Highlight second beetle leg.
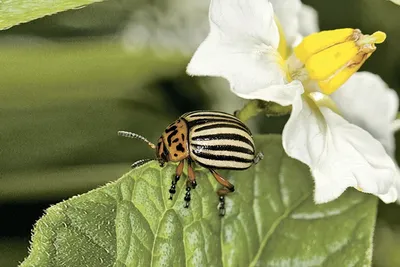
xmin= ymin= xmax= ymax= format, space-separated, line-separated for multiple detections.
xmin=210 ymin=169 xmax=235 ymax=216
xmin=187 ymin=160 xmax=197 ymax=189
xmin=184 ymin=181 xmax=192 ymax=208
xmin=169 ymin=160 xmax=184 ymax=200
xmin=184 ymin=160 xmax=197 ymax=208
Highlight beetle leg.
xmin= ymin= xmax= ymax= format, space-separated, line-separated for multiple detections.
xmin=210 ymin=169 xmax=235 ymax=192
xmin=210 ymin=169 xmax=235 ymax=216
xmin=187 ymin=160 xmax=197 ymax=189
xmin=184 ymin=181 xmax=192 ymax=208
xmin=184 ymin=160 xmax=197 ymax=208
xmin=169 ymin=160 xmax=184 ymax=200
xmin=253 ymin=152 xmax=264 ymax=165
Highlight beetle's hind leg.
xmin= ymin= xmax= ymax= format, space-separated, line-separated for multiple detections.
xmin=210 ymin=169 xmax=235 ymax=216
xmin=253 ymin=152 xmax=264 ymax=165
xmin=169 ymin=160 xmax=184 ymax=200
xmin=184 ymin=159 xmax=197 ymax=208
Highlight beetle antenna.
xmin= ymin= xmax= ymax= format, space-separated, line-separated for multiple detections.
xmin=131 ymin=159 xmax=153 ymax=169
xmin=118 ymin=131 xmax=156 ymax=150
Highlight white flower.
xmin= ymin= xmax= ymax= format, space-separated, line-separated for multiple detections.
xmin=283 ymin=72 xmax=398 ymax=203
xmin=187 ymin=0 xmax=398 ymax=203
xmin=332 ymin=72 xmax=400 ymax=203
xmin=331 ymin=72 xmax=398 ymax=157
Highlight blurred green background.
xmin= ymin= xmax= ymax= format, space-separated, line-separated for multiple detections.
xmin=0 ymin=0 xmax=399 ymax=266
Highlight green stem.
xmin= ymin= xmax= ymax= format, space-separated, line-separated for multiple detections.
xmin=235 ymin=100 xmax=292 ymax=122
xmin=235 ymin=100 xmax=263 ymax=122
xmin=261 ymin=101 xmax=292 ymax=117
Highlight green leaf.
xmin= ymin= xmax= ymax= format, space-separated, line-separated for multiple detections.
xmin=0 ymin=0 xmax=107 ymax=30
xmin=20 ymin=135 xmax=378 ymax=267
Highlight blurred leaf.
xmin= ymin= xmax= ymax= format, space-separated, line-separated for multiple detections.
xmin=0 ymin=238 xmax=28 ymax=267
xmin=0 ymin=42 xmax=184 ymax=107
xmin=0 ymin=42 xmax=185 ymax=174
xmin=21 ymin=135 xmax=377 ymax=267
xmin=373 ymin=202 xmax=400 ymax=267
xmin=0 ymin=0 xmax=136 ymax=38
xmin=0 ymin=0 xmax=109 ymax=30
xmin=374 ymin=221 xmax=400 ymax=267
xmin=0 ymin=164 xmax=129 ymax=201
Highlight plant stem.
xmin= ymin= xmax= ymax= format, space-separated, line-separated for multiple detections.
xmin=235 ymin=100 xmax=292 ymax=122
xmin=235 ymin=100 xmax=263 ymax=122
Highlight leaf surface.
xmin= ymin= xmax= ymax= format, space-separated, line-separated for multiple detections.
xmin=20 ymin=135 xmax=377 ymax=267
xmin=0 ymin=0 xmax=108 ymax=30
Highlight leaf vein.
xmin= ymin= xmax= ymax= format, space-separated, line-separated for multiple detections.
xmin=248 ymin=191 xmax=312 ymax=267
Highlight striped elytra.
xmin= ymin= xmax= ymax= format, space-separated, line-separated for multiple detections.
xmin=118 ymin=110 xmax=263 ymax=216
xmin=183 ymin=111 xmax=255 ymax=170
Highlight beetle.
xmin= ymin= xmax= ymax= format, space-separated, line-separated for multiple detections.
xmin=118 ymin=110 xmax=263 ymax=216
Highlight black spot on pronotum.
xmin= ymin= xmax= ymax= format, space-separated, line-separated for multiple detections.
xmin=167 ymin=130 xmax=178 ymax=146
xmin=165 ymin=125 xmax=177 ymax=133
xmin=176 ymin=143 xmax=185 ymax=152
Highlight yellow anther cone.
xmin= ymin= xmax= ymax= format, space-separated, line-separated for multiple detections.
xmin=294 ymin=28 xmax=355 ymax=63
xmin=294 ymin=28 xmax=386 ymax=94
xmin=305 ymin=42 xmax=358 ymax=80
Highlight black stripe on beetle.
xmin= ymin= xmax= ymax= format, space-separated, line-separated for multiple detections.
xmin=193 ymin=123 xmax=252 ymax=135
xmin=191 ymin=144 xmax=254 ymax=155
xmin=186 ymin=118 xmax=246 ymax=129
xmin=192 ymin=151 xmax=254 ymax=163
xmin=188 ymin=112 xmax=241 ymax=120
xmin=191 ymin=133 xmax=254 ymax=149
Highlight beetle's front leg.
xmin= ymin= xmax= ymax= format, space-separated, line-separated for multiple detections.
xmin=184 ymin=160 xmax=197 ymax=208
xmin=169 ymin=160 xmax=184 ymax=200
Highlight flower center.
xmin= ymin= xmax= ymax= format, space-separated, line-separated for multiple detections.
xmin=292 ymin=28 xmax=386 ymax=94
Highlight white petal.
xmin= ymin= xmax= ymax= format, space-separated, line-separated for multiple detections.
xmin=269 ymin=0 xmax=302 ymax=46
xmin=282 ymin=94 xmax=397 ymax=203
xmin=289 ymin=4 xmax=319 ymax=48
xmin=298 ymin=4 xmax=319 ymax=36
xmin=235 ymin=80 xmax=304 ymax=106
xmin=331 ymin=72 xmax=399 ymax=156
xmin=389 ymin=0 xmax=400 ymax=5
xmin=392 ymin=119 xmax=400 ymax=132
xmin=207 ymin=0 xmax=279 ymax=48
xmin=187 ymin=0 xmax=300 ymax=105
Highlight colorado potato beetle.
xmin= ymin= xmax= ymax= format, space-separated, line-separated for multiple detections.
xmin=118 ymin=110 xmax=263 ymax=216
